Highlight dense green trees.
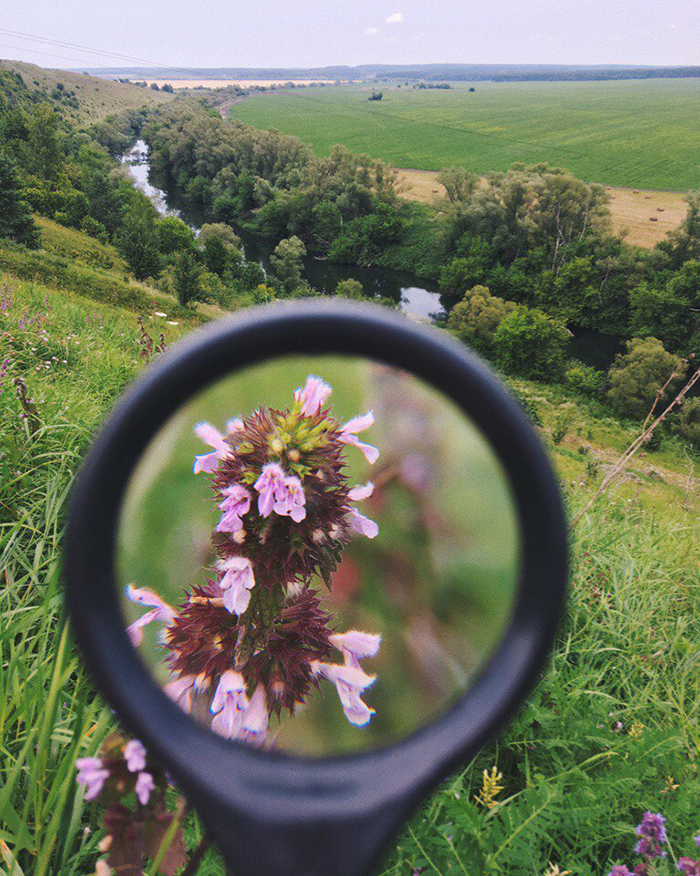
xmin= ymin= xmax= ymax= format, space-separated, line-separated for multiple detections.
xmin=607 ymin=338 xmax=680 ymax=419
xmin=0 ymin=152 xmax=41 ymax=248
xmin=493 ymin=307 xmax=570 ymax=381
xmin=446 ymin=285 xmax=516 ymax=354
xmin=270 ymin=236 xmax=306 ymax=294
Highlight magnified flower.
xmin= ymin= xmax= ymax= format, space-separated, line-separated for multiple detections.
xmin=330 ymin=630 xmax=381 ymax=668
xmin=346 ymin=508 xmax=379 ymax=539
xmin=193 ymin=422 xmax=230 ymax=474
xmin=135 ymin=770 xmax=155 ymax=805
xmin=338 ymin=412 xmax=379 ymax=464
xmin=254 ymin=462 xmax=287 ymax=517
xmin=211 ymin=671 xmax=249 ymax=739
xmin=219 ymin=556 xmax=256 ymax=615
xmin=163 ymin=674 xmax=197 ymax=713
xmin=241 ymin=683 xmax=269 ymax=744
xmin=348 ymin=481 xmax=374 ymax=501
xmin=273 ymin=475 xmax=307 ymax=522
xmin=311 ymin=661 xmax=377 ymax=727
xmin=124 ymin=739 xmax=147 ymax=773
xmin=216 ymin=483 xmax=251 ymax=534
xmin=295 ymin=375 xmax=332 ymax=416
xmin=607 ymin=867 xmax=632 ymax=876
xmin=125 ymin=585 xmax=177 ymax=646
xmin=76 ymin=757 xmax=110 ymax=802
xmin=634 ymin=812 xmax=667 ymax=859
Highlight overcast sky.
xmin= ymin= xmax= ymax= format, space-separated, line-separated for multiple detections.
xmin=2 ymin=0 xmax=699 ymax=69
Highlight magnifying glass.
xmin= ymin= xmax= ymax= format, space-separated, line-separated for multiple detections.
xmin=64 ymin=300 xmax=567 ymax=876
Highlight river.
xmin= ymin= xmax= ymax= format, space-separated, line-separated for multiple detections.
xmin=121 ymin=141 xmax=621 ymax=364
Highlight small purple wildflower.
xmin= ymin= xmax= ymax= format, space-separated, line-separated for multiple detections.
xmin=635 ymin=812 xmax=667 ymax=859
xmin=346 ymin=508 xmax=379 ymax=539
xmin=125 ymin=585 xmax=176 ymax=646
xmin=124 ymin=739 xmax=147 ymax=773
xmin=76 ymin=757 xmax=110 ymax=802
xmin=311 ymin=661 xmax=377 ymax=726
xmin=193 ymin=422 xmax=230 ymax=474
xmin=210 ymin=671 xmax=249 ymax=739
xmin=338 ymin=411 xmax=379 ymax=464
xmin=219 ymin=556 xmax=256 ymax=615
xmin=294 ymin=374 xmax=332 ymax=416
xmin=608 ymin=867 xmax=632 ymax=876
xmin=216 ymin=483 xmax=251 ymax=534
xmin=134 ymin=771 xmax=155 ymax=805
xmin=254 ymin=462 xmax=287 ymax=517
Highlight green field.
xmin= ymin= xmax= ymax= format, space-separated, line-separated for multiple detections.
xmin=229 ymin=80 xmax=700 ymax=190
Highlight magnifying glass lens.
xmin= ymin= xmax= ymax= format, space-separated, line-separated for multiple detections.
xmin=117 ymin=354 xmax=519 ymax=756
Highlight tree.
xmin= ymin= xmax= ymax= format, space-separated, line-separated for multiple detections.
xmin=116 ymin=208 xmax=162 ymax=280
xmin=607 ymin=337 xmax=680 ymax=419
xmin=270 ymin=236 xmax=306 ymax=294
xmin=173 ymin=250 xmax=203 ymax=306
xmin=0 ymin=152 xmax=41 ymax=248
xmin=437 ymin=167 xmax=479 ymax=206
xmin=334 ymin=278 xmax=365 ymax=300
xmin=439 ymin=239 xmax=493 ymax=305
xmin=493 ymin=306 xmax=569 ymax=381
xmin=662 ymin=191 xmax=700 ymax=268
xmin=447 ymin=285 xmax=516 ymax=355
xmin=26 ymin=105 xmax=63 ymax=181
xmin=156 ymin=216 xmax=197 ymax=256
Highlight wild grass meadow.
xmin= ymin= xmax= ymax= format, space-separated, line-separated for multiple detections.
xmin=2 ymin=265 xmax=699 ymax=875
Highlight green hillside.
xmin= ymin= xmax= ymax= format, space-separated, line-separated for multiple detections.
xmin=229 ymin=80 xmax=700 ymax=190
xmin=0 ymin=58 xmax=173 ymax=124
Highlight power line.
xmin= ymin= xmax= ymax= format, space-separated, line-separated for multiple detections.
xmin=0 ymin=43 xmax=92 ymax=65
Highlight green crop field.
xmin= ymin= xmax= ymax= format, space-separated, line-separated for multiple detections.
xmin=229 ymin=80 xmax=700 ymax=190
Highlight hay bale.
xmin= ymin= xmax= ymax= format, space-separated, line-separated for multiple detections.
xmin=649 ymin=216 xmax=659 ymax=222
xmin=633 ymin=189 xmax=640 ymax=194
xmin=657 ymin=207 xmax=665 ymax=212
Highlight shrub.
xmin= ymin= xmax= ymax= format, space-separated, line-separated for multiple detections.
xmin=493 ymin=306 xmax=569 ymax=381
xmin=447 ymin=285 xmax=516 ymax=355
xmin=676 ymin=397 xmax=700 ymax=448
xmin=564 ymin=360 xmax=607 ymax=396
xmin=607 ymin=337 xmax=680 ymax=419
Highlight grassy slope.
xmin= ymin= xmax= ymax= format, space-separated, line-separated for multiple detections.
xmin=1 ymin=225 xmax=699 ymax=874
xmin=229 ymin=80 xmax=700 ymax=190
xmin=0 ymin=59 xmax=173 ymax=124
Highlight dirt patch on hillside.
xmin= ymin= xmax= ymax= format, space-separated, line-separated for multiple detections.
xmin=397 ymin=168 xmax=687 ymax=250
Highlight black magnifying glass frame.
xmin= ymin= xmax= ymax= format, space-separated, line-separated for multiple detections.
xmin=64 ymin=299 xmax=567 ymax=876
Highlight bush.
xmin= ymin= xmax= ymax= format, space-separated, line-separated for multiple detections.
xmin=676 ymin=397 xmax=700 ymax=448
xmin=447 ymin=285 xmax=516 ymax=355
xmin=607 ymin=337 xmax=680 ymax=419
xmin=493 ymin=306 xmax=569 ymax=381
xmin=564 ymin=360 xmax=607 ymax=396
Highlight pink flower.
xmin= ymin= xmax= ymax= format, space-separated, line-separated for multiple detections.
xmin=124 ymin=739 xmax=147 ymax=773
xmin=135 ymin=771 xmax=155 ymax=805
xmin=193 ymin=422 xmax=230 ymax=474
xmin=211 ymin=671 xmax=249 ymax=740
xmin=254 ymin=462 xmax=287 ymax=517
xmin=311 ymin=661 xmax=377 ymax=727
xmin=216 ymin=484 xmax=251 ymax=534
xmin=346 ymin=508 xmax=379 ymax=539
xmin=76 ymin=757 xmax=110 ymax=802
xmin=329 ymin=630 xmax=381 ymax=668
xmin=679 ymin=861 xmax=700 ymax=876
xmin=241 ymin=683 xmax=269 ymax=744
xmin=338 ymin=412 xmax=379 ymax=464
xmin=295 ymin=375 xmax=332 ymax=416
xmin=273 ymin=475 xmax=307 ymax=522
xmin=163 ymin=674 xmax=196 ymax=713
xmin=348 ymin=481 xmax=374 ymax=501
xmin=219 ymin=557 xmax=256 ymax=615
xmin=126 ymin=585 xmax=177 ymax=646
xmin=226 ymin=417 xmax=243 ymax=435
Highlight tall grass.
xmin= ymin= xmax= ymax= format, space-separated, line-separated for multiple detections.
xmin=2 ymin=269 xmax=699 ymax=875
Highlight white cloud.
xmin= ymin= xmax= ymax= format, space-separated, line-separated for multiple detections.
xmin=365 ymin=26 xmax=379 ymax=36
xmin=385 ymin=12 xmax=404 ymax=24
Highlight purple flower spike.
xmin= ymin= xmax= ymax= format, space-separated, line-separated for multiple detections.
xmin=219 ymin=557 xmax=256 ymax=615
xmin=135 ymin=771 xmax=155 ymax=805
xmin=126 ymin=585 xmax=177 ymax=646
xmin=193 ymin=422 xmax=230 ymax=474
xmin=348 ymin=482 xmax=374 ymax=501
xmin=694 ymin=837 xmax=700 ymax=848
xmin=216 ymin=484 xmax=251 ymax=534
xmin=679 ymin=860 xmax=700 ymax=876
xmin=608 ymin=867 xmax=632 ymax=876
xmin=254 ymin=462 xmax=287 ymax=517
xmin=338 ymin=412 xmax=379 ymax=464
xmin=211 ymin=671 xmax=249 ymax=740
xmin=76 ymin=757 xmax=110 ymax=802
xmin=124 ymin=739 xmax=147 ymax=773
xmin=295 ymin=375 xmax=332 ymax=417
xmin=346 ymin=508 xmax=379 ymax=539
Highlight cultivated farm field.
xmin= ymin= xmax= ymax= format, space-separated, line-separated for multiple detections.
xmin=229 ymin=79 xmax=700 ymax=191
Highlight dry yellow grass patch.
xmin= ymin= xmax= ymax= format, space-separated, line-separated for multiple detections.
xmin=397 ymin=168 xmax=687 ymax=250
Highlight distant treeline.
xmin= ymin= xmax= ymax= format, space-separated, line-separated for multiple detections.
xmin=82 ymin=63 xmax=700 ymax=83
